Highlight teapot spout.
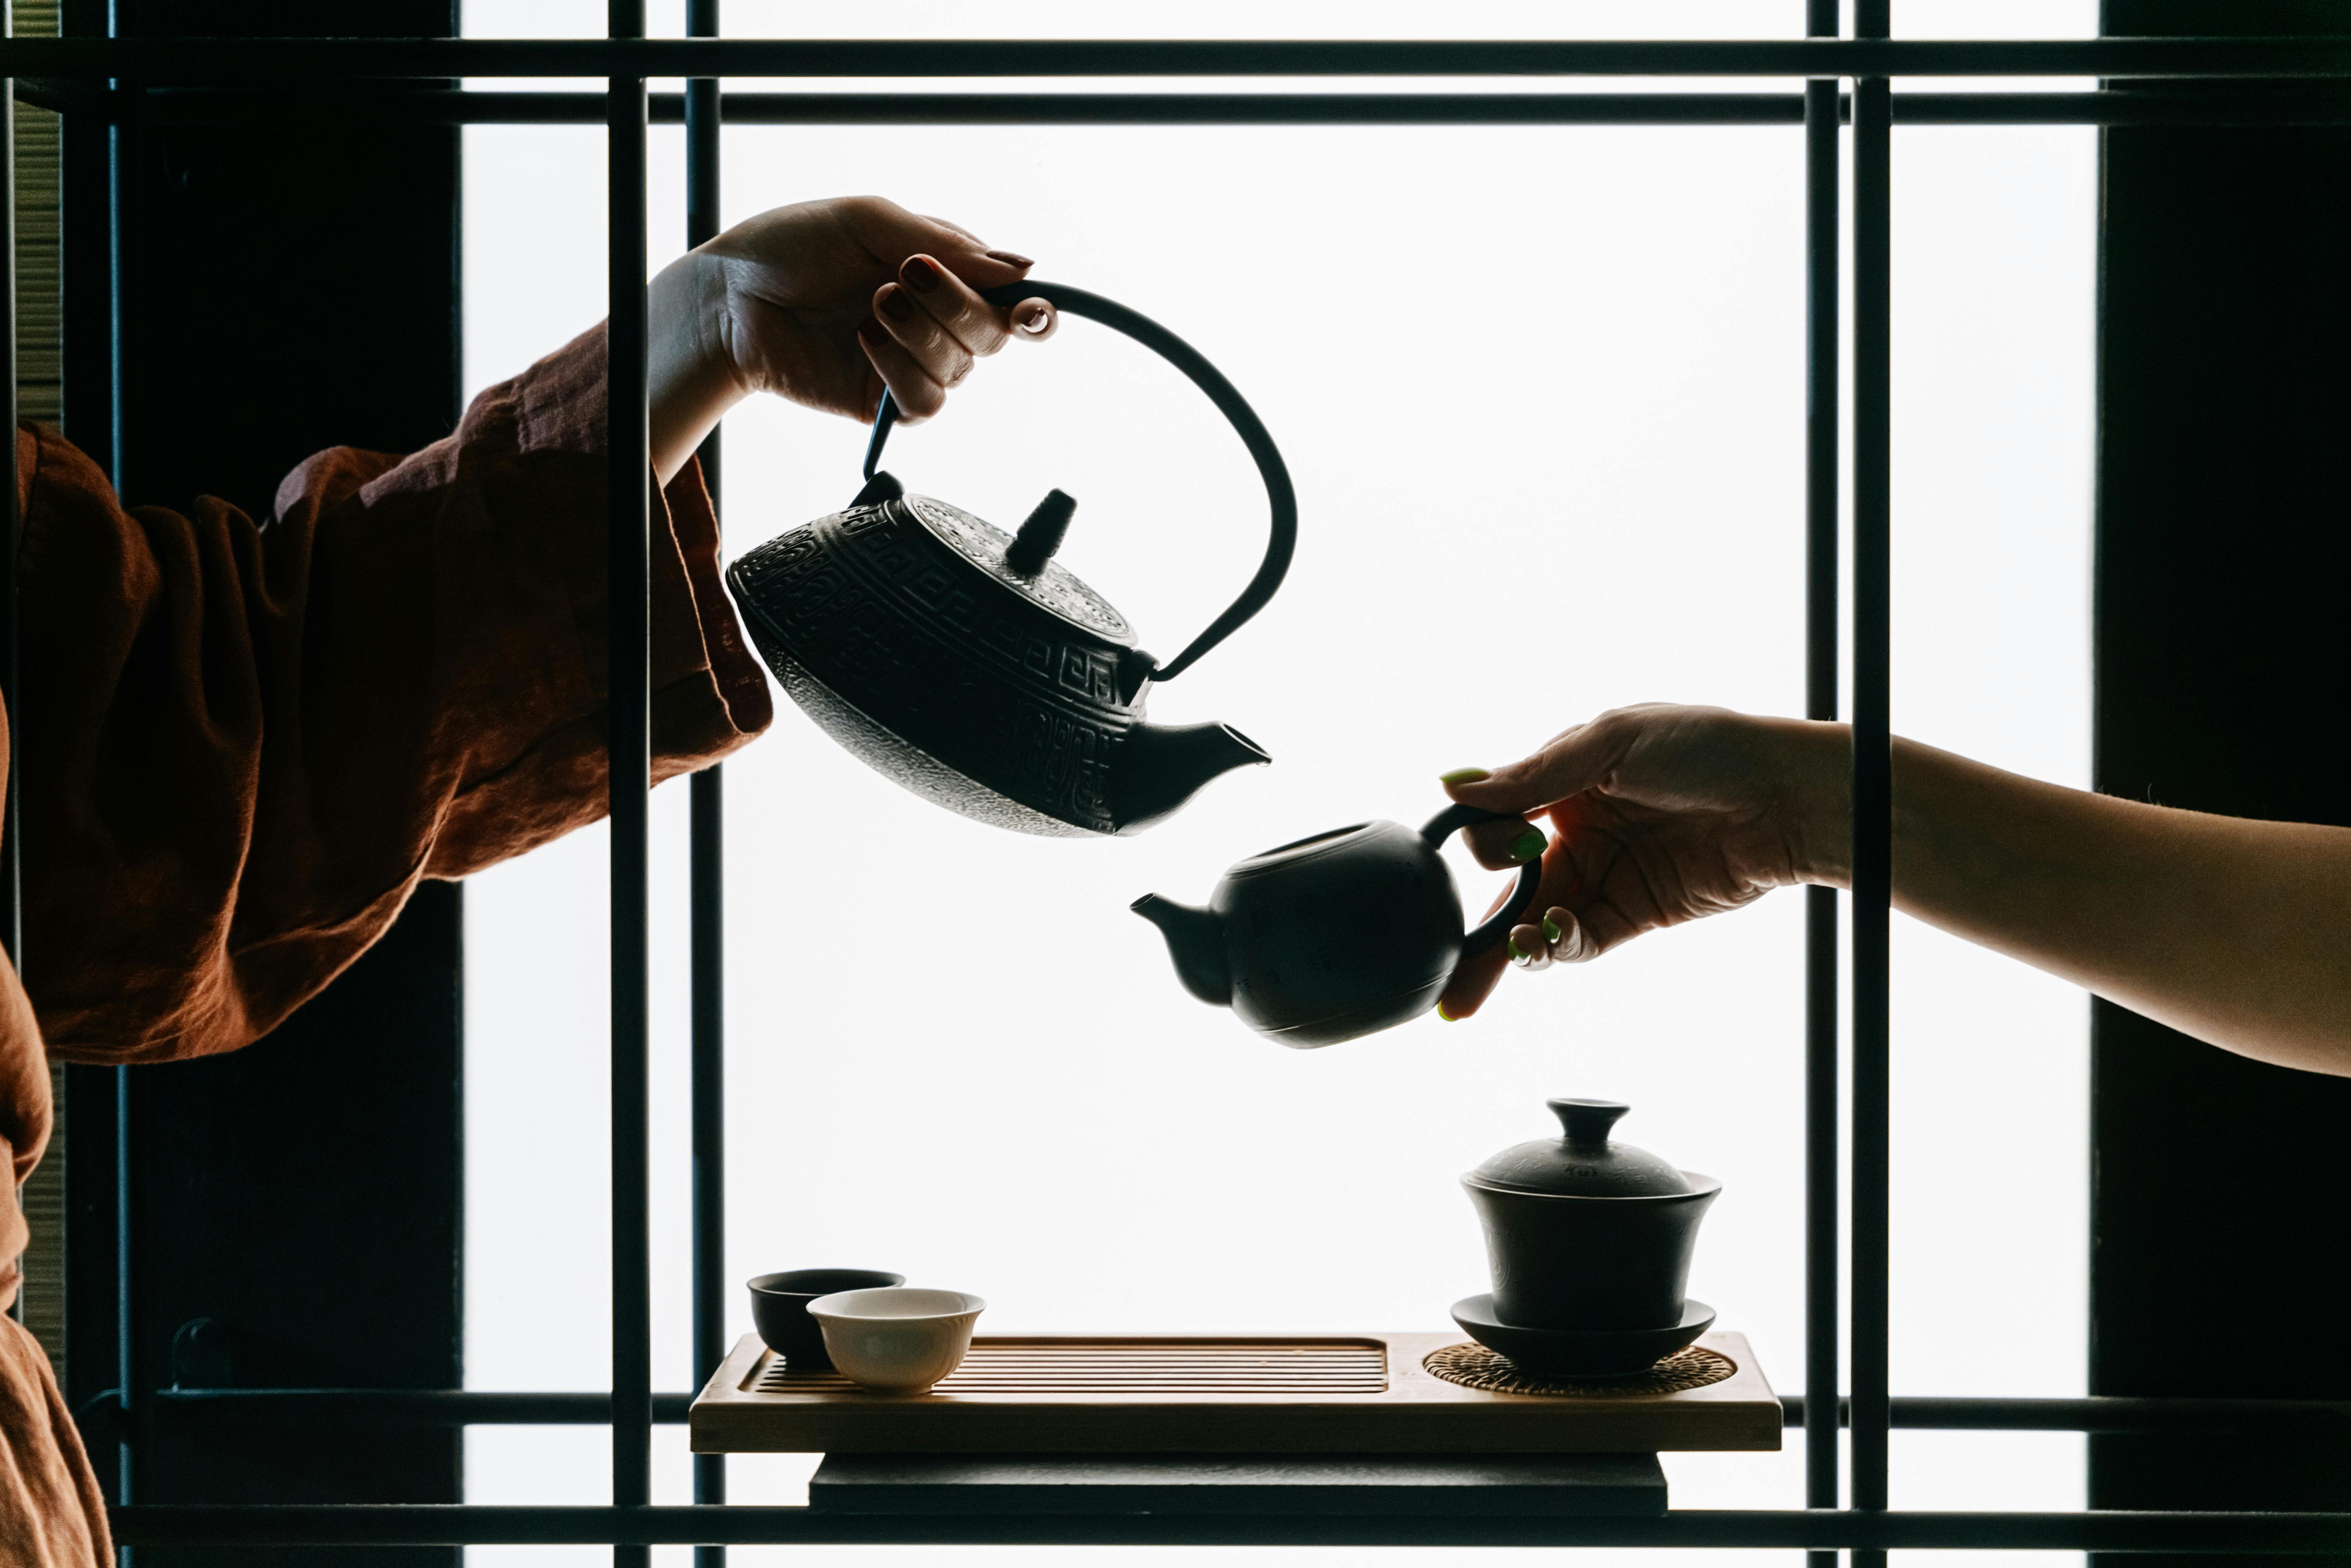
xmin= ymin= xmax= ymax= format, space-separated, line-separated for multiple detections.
xmin=1108 ymin=721 xmax=1271 ymax=835
xmin=1130 ymin=894 xmax=1233 ymax=1007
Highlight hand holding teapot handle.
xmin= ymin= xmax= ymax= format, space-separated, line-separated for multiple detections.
xmin=645 ymin=196 xmax=1052 ymax=485
xmin=862 ymin=280 xmax=1299 ymax=688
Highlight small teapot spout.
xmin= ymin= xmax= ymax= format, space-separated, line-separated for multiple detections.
xmin=1130 ymin=894 xmax=1232 ymax=1007
xmin=1107 ymin=721 xmax=1270 ymax=835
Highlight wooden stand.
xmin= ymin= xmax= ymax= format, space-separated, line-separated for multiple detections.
xmin=689 ymin=1330 xmax=1780 ymax=1454
xmin=808 ymin=1451 xmax=1670 ymax=1516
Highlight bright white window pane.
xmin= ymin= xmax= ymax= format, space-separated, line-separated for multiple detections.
xmin=460 ymin=5 xmax=2093 ymax=1566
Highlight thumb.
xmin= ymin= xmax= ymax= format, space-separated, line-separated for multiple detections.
xmin=1437 ymin=940 xmax=1509 ymax=1023
xmin=1439 ymin=717 xmax=1634 ymax=818
xmin=1434 ymin=873 xmax=1538 ymax=1022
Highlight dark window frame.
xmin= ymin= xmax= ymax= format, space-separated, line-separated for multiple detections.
xmin=2 ymin=13 xmax=2349 ymax=1559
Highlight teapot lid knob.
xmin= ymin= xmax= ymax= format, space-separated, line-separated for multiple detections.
xmin=1548 ymin=1097 xmax=1630 ymax=1150
xmin=1006 ymin=489 xmax=1078 ymax=578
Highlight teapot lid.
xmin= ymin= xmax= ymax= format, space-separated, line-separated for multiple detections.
xmin=1466 ymin=1099 xmax=1694 ymax=1198
xmin=898 ymin=491 xmax=1138 ymax=648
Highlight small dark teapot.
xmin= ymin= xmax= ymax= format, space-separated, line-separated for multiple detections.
xmin=726 ymin=282 xmax=1295 ymax=837
xmin=1131 ymin=804 xmax=1543 ymax=1047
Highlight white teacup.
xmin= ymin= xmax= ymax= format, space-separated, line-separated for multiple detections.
xmin=806 ymin=1287 xmax=986 ymax=1393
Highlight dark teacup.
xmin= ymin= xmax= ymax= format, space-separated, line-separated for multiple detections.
xmin=748 ymin=1269 xmax=904 ymax=1369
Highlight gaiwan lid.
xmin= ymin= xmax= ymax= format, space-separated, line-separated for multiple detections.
xmin=1467 ymin=1099 xmax=1694 ymax=1198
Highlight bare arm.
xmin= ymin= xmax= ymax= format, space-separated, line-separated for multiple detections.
xmin=1435 ymin=704 xmax=2351 ymax=1077
xmin=1871 ymin=737 xmax=2351 ymax=1074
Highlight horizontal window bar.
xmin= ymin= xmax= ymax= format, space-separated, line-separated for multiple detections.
xmin=20 ymin=85 xmax=2351 ymax=127
xmin=2 ymin=36 xmax=2348 ymax=82
xmin=145 ymin=1389 xmax=695 ymax=1425
xmin=105 ymin=1504 xmax=2351 ymax=1550
xmin=1784 ymin=1394 xmax=2351 ymax=1434
xmin=101 ymin=1388 xmax=2351 ymax=1436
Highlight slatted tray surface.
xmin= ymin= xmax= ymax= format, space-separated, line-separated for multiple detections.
xmin=752 ymin=1340 xmax=1392 ymax=1396
xmin=690 ymin=1331 xmax=1781 ymax=1454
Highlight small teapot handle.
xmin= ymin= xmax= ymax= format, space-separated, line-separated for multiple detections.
xmin=1420 ymin=804 xmax=1547 ymax=957
xmin=860 ymin=280 xmax=1297 ymax=685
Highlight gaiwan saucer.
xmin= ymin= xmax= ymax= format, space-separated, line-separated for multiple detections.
xmin=1450 ymin=1294 xmax=1716 ymax=1380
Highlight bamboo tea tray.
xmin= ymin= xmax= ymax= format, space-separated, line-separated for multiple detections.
xmin=689 ymin=1330 xmax=1780 ymax=1454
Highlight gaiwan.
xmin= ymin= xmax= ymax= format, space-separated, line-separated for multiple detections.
xmin=1451 ymin=1099 xmax=1722 ymax=1378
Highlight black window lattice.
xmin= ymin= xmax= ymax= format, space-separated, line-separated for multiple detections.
xmin=1 ymin=20 xmax=2347 ymax=1559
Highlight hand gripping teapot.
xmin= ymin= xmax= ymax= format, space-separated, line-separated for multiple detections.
xmin=725 ymin=282 xmax=1295 ymax=837
xmin=1132 ymin=805 xmax=1545 ymax=1047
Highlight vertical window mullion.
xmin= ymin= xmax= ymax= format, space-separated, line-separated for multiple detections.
xmin=1850 ymin=0 xmax=1895 ymax=1553
xmin=107 ymin=24 xmax=143 ymax=1543
xmin=1802 ymin=0 xmax=1843 ymax=1550
xmin=2 ymin=8 xmax=20 ymax=981
xmin=2 ymin=4 xmax=21 ymax=1345
xmin=606 ymin=8 xmax=653 ymax=1567
xmin=683 ymin=5 xmax=728 ymax=1564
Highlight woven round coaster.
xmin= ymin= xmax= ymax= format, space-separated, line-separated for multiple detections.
xmin=1422 ymin=1340 xmax=1737 ymax=1396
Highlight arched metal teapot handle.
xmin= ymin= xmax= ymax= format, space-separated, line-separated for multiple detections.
xmin=860 ymin=280 xmax=1297 ymax=686
xmin=1421 ymin=803 xmax=1547 ymax=958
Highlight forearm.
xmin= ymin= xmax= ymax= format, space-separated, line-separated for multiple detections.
xmin=18 ymin=338 xmax=772 ymax=1064
xmin=1806 ymin=732 xmax=2351 ymax=1075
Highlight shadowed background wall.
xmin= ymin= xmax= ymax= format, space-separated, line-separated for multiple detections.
xmin=54 ymin=4 xmax=464 ymax=1565
xmin=2092 ymin=4 xmax=2351 ymax=1565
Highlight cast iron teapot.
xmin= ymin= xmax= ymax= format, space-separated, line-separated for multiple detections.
xmin=1132 ymin=804 xmax=1545 ymax=1047
xmin=725 ymin=282 xmax=1296 ymax=837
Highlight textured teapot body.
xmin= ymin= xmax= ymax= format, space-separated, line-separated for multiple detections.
xmin=724 ymin=280 xmax=1296 ymax=839
xmin=729 ymin=491 xmax=1265 ymax=837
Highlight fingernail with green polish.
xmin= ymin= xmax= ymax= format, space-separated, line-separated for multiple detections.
xmin=1542 ymin=916 xmax=1562 ymax=943
xmin=1439 ymin=767 xmax=1490 ymax=786
xmin=1509 ymin=829 xmax=1546 ymax=862
xmin=1436 ymin=1002 xmax=1458 ymax=1022
xmin=1507 ymin=936 xmax=1530 ymax=961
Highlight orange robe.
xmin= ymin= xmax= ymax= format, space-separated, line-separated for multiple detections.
xmin=0 ymin=324 xmax=773 ymax=1564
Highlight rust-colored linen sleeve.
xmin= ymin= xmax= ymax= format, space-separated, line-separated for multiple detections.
xmin=15 ymin=321 xmax=773 ymax=1065
xmin=0 ymin=320 xmax=770 ymax=1568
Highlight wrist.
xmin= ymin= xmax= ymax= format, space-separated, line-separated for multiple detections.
xmin=647 ymin=251 xmax=748 ymax=486
xmin=1770 ymin=717 xmax=1854 ymax=887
